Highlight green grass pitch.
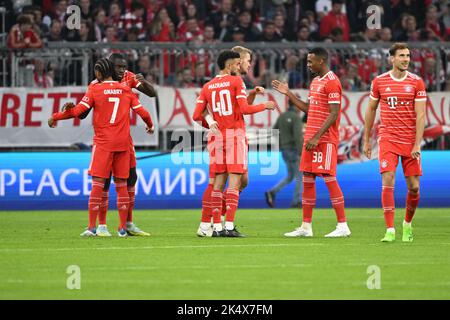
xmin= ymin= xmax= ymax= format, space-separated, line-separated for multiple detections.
xmin=1 ymin=208 xmax=450 ymax=299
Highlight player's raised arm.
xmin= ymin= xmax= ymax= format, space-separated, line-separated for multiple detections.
xmin=412 ymin=79 xmax=427 ymax=159
xmin=135 ymin=73 xmax=157 ymax=97
xmin=363 ymin=78 xmax=380 ymax=159
xmin=48 ymin=91 xmax=93 ymax=127
xmin=246 ymin=86 xmax=264 ymax=105
xmin=130 ymin=94 xmax=154 ymax=134
xmin=235 ymin=78 xmax=274 ymax=114
xmin=272 ymin=80 xmax=309 ymax=113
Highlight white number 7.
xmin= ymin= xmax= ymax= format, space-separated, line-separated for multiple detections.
xmin=109 ymin=97 xmax=120 ymax=123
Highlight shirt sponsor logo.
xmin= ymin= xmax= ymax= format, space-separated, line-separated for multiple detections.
xmin=417 ymin=90 xmax=426 ymax=97
xmin=329 ymin=93 xmax=340 ymax=99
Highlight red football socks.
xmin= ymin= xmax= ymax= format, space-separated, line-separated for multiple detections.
xmin=98 ymin=191 xmax=109 ymax=225
xmin=88 ymin=181 xmax=103 ymax=229
xmin=324 ymin=176 xmax=346 ymax=223
xmin=225 ymin=188 xmax=240 ymax=223
xmin=302 ymin=176 xmax=316 ymax=223
xmin=382 ymin=185 xmax=395 ymax=228
xmin=201 ymin=184 xmax=213 ymax=223
xmin=115 ymin=182 xmax=129 ymax=230
xmin=405 ymin=191 xmax=420 ymax=223
xmin=211 ymin=190 xmax=223 ymax=224
xmin=127 ymin=186 xmax=135 ymax=222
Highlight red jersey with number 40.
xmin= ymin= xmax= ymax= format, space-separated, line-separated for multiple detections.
xmin=193 ymin=75 xmax=266 ymax=131
xmin=305 ymin=71 xmax=342 ymax=146
xmin=370 ymin=71 xmax=427 ymax=144
xmin=80 ymin=81 xmax=143 ymax=151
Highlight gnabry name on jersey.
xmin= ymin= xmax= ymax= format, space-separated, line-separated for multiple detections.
xmin=103 ymin=89 xmax=123 ymax=95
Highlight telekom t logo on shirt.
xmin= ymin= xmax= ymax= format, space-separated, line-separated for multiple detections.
xmin=387 ymin=96 xmax=397 ymax=109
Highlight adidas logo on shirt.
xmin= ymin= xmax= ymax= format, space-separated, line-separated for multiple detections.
xmin=386 ymin=87 xmax=391 ymax=92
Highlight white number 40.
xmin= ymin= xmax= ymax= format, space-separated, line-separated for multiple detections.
xmin=212 ymin=90 xmax=233 ymax=116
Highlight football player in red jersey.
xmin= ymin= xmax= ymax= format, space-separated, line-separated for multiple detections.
xmin=63 ymin=53 xmax=156 ymax=237
xmin=273 ymin=47 xmax=351 ymax=238
xmin=195 ymin=46 xmax=265 ymax=237
xmin=49 ymin=58 xmax=154 ymax=237
xmin=193 ymin=50 xmax=275 ymax=237
xmin=363 ymin=43 xmax=427 ymax=243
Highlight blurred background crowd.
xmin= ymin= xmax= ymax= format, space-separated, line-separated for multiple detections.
xmin=2 ymin=0 xmax=450 ymax=90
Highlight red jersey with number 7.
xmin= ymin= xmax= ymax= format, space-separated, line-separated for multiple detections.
xmin=370 ymin=71 xmax=427 ymax=144
xmin=305 ymin=71 xmax=342 ymax=146
xmin=192 ymin=74 xmax=266 ymax=131
xmin=78 ymin=81 xmax=145 ymax=151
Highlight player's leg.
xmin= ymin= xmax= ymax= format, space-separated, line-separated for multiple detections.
xmin=97 ymin=172 xmax=112 ymax=237
xmin=125 ymin=167 xmax=150 ymax=236
xmin=284 ymin=172 xmax=315 ymax=237
xmin=198 ymin=175 xmax=215 ymax=237
xmin=224 ymin=173 xmax=244 ymax=237
xmin=323 ymin=174 xmax=351 ymax=237
xmin=381 ymin=171 xmax=396 ymax=242
xmin=83 ymin=145 xmax=112 ymax=237
xmin=112 ymin=150 xmax=131 ymax=237
xmin=211 ymin=172 xmax=227 ymax=236
xmin=285 ymin=147 xmax=314 ymax=237
xmin=265 ymin=149 xmax=293 ymax=208
xmin=292 ymin=153 xmax=302 ymax=208
xmin=402 ymin=155 xmax=422 ymax=242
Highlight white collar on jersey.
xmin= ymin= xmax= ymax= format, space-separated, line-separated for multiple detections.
xmin=389 ymin=71 xmax=409 ymax=82
xmin=318 ymin=71 xmax=332 ymax=81
xmin=103 ymin=80 xmax=119 ymax=83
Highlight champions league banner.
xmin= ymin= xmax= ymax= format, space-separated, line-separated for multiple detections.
xmin=1 ymin=151 xmax=449 ymax=210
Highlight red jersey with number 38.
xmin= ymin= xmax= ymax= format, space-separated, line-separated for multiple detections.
xmin=304 ymin=71 xmax=342 ymax=146
xmin=370 ymin=71 xmax=427 ymax=144
xmin=80 ymin=81 xmax=142 ymax=151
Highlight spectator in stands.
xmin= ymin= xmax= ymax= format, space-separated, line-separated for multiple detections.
xmin=103 ymin=25 xmax=117 ymax=43
xmin=330 ymin=27 xmax=344 ymax=42
xmin=297 ymin=24 xmax=311 ymax=41
xmin=378 ymin=27 xmax=393 ymax=42
xmin=305 ymin=10 xmax=320 ymax=34
xmin=284 ymin=55 xmax=302 ymax=89
xmin=137 ymin=54 xmax=152 ymax=78
xmin=274 ymin=12 xmax=292 ymax=41
xmin=33 ymin=59 xmax=53 ymax=88
xmin=7 ymin=15 xmax=43 ymax=49
xmin=203 ymin=24 xmax=221 ymax=44
xmin=29 ymin=6 xmax=49 ymax=39
xmin=78 ymin=20 xmax=97 ymax=42
xmin=52 ymin=0 xmax=68 ymax=24
xmin=319 ymin=0 xmax=350 ymax=41
xmin=176 ymin=67 xmax=195 ymax=88
xmin=194 ymin=62 xmax=210 ymax=86
xmin=392 ymin=0 xmax=426 ymax=27
xmin=46 ymin=19 xmax=64 ymax=42
xmin=235 ymin=0 xmax=260 ymax=26
xmin=225 ymin=10 xmax=260 ymax=42
xmin=341 ymin=62 xmax=366 ymax=92
xmin=260 ymin=21 xmax=282 ymax=42
xmin=107 ymin=2 xmax=123 ymax=27
xmin=125 ymin=26 xmax=140 ymax=42
xmin=92 ymin=8 xmax=107 ymax=42
xmin=316 ymin=0 xmax=347 ymax=22
xmin=229 ymin=26 xmax=246 ymax=43
xmin=424 ymin=4 xmax=446 ymax=40
xmin=119 ymin=1 xmax=146 ymax=41
xmin=149 ymin=8 xmax=177 ymax=41
xmin=395 ymin=14 xmax=420 ymax=41
xmin=178 ymin=18 xmax=203 ymax=42
xmin=207 ymin=0 xmax=237 ymax=40
xmin=80 ymin=0 xmax=92 ymax=21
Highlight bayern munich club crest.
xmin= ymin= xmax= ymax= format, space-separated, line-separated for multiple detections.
xmin=381 ymin=159 xmax=388 ymax=168
xmin=405 ymin=86 xmax=413 ymax=92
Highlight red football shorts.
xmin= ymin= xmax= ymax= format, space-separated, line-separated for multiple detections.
xmin=207 ymin=130 xmax=248 ymax=175
xmin=378 ymin=139 xmax=422 ymax=176
xmin=88 ymin=144 xmax=130 ymax=179
xmin=300 ymin=142 xmax=337 ymax=176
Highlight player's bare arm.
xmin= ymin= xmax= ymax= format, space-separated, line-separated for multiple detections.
xmin=363 ymin=98 xmax=380 ymax=159
xmin=412 ymin=100 xmax=426 ymax=159
xmin=135 ymin=73 xmax=157 ymax=97
xmin=272 ymin=80 xmax=309 ymax=113
xmin=247 ymin=86 xmax=264 ymax=105
xmin=305 ymin=103 xmax=339 ymax=151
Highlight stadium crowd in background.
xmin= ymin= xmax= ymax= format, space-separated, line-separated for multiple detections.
xmin=3 ymin=0 xmax=450 ymax=91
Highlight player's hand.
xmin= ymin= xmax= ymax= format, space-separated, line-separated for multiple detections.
xmin=264 ymin=101 xmax=276 ymax=110
xmin=363 ymin=140 xmax=372 ymax=159
xmin=305 ymin=136 xmax=319 ymax=151
xmin=61 ymin=102 xmax=75 ymax=112
xmin=272 ymin=80 xmax=289 ymax=95
xmin=48 ymin=117 xmax=57 ymax=128
xmin=209 ymin=122 xmax=220 ymax=135
xmin=146 ymin=126 xmax=154 ymax=134
xmin=411 ymin=144 xmax=421 ymax=159
xmin=254 ymin=86 xmax=265 ymax=94
xmin=135 ymin=73 xmax=145 ymax=83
